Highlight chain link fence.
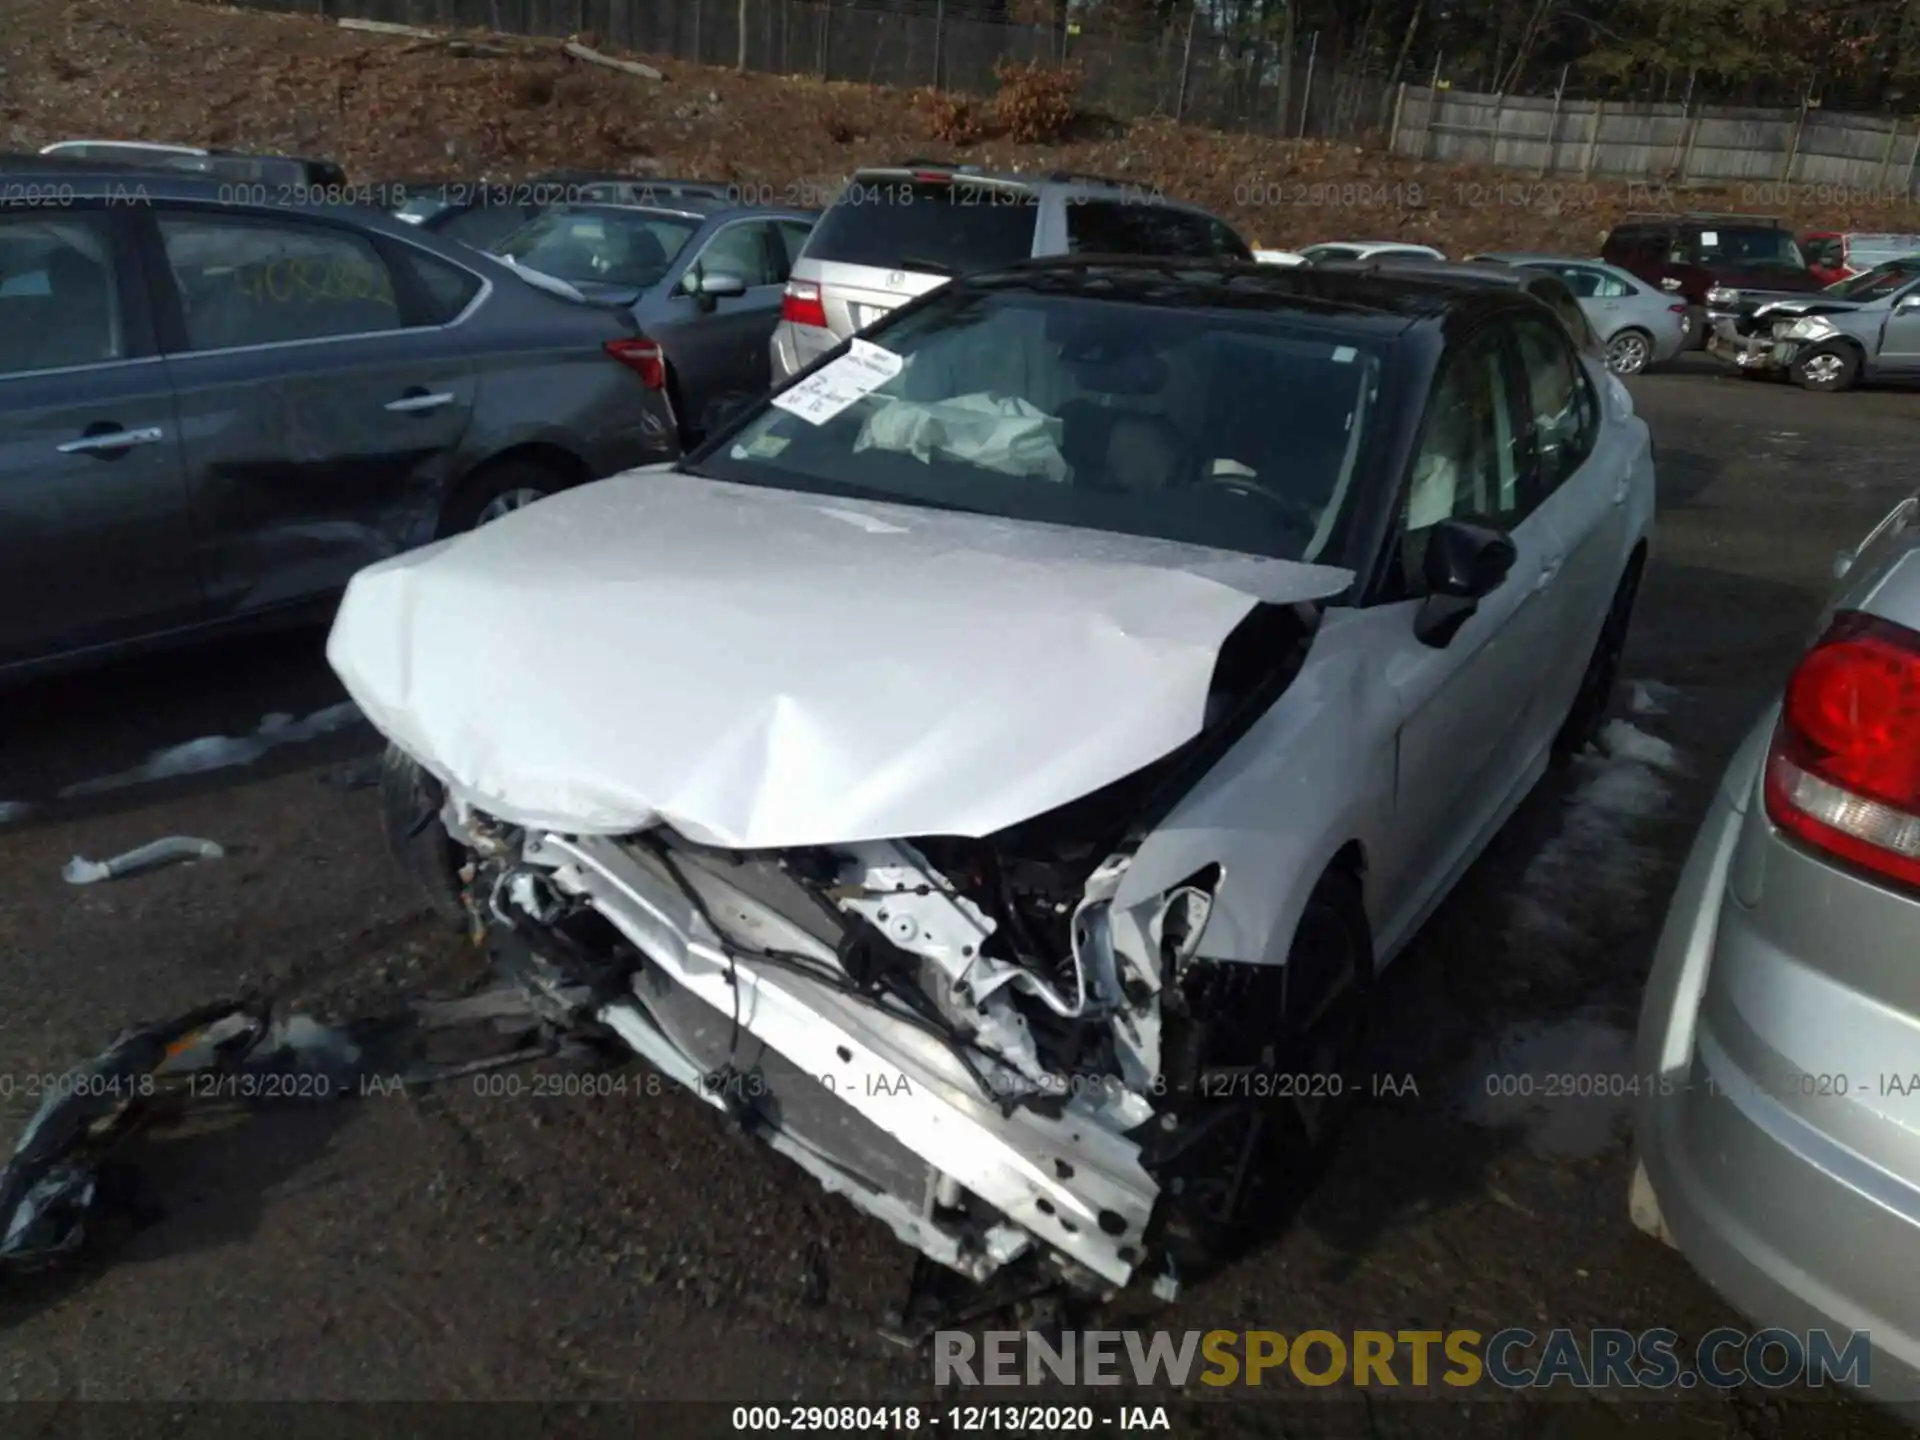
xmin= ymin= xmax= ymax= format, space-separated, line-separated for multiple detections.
xmin=258 ymin=0 xmax=1397 ymax=140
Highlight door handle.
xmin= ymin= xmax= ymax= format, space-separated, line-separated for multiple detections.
xmin=384 ymin=391 xmax=455 ymax=413
xmin=57 ymin=425 xmax=164 ymax=455
xmin=1536 ymin=554 xmax=1565 ymax=590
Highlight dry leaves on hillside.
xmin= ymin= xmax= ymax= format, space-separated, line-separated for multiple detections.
xmin=9 ymin=0 xmax=1920 ymax=254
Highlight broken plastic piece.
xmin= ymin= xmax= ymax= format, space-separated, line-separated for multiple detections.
xmin=63 ymin=837 xmax=225 ymax=885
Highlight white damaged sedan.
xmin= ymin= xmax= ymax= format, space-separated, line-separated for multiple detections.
xmin=328 ymin=258 xmax=1655 ymax=1302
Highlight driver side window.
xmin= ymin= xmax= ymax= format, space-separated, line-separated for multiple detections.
xmin=1406 ymin=332 xmax=1523 ymax=528
xmin=682 ymin=222 xmax=780 ymax=291
xmin=1396 ymin=329 xmax=1525 ymax=593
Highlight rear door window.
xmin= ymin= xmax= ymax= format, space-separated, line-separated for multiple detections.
xmin=1510 ymin=314 xmax=1598 ymax=497
xmin=156 ymin=213 xmax=402 ymax=350
xmin=1066 ymin=201 xmax=1249 ymax=259
xmin=802 ymin=178 xmax=1038 ymax=273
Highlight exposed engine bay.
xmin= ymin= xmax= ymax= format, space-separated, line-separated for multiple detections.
xmin=405 ymin=601 xmax=1321 ymax=1299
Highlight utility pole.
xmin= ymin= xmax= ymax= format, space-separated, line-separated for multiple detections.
xmin=1276 ymin=2 xmax=1295 ymax=138
xmin=738 ymin=0 xmax=748 ymax=70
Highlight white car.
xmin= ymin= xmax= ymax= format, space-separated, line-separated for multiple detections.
xmin=329 ymin=259 xmax=1655 ymax=1304
xmin=1300 ymin=241 xmax=1447 ymax=264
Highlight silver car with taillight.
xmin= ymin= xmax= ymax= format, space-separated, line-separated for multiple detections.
xmin=769 ymin=162 xmax=1251 ymax=381
xmin=1632 ymin=492 xmax=1920 ymax=1406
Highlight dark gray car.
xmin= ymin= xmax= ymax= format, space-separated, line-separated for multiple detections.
xmin=0 ymin=165 xmax=678 ymax=679
xmin=488 ymin=197 xmax=817 ymax=443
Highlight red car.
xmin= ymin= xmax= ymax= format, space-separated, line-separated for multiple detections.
xmin=1801 ymin=230 xmax=1920 ymax=285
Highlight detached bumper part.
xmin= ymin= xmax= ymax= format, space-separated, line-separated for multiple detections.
xmin=1707 ymin=318 xmax=1789 ymax=371
xmin=523 ymin=832 xmax=1161 ymax=1290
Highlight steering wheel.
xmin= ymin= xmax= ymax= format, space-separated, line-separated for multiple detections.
xmin=1186 ymin=472 xmax=1318 ymax=539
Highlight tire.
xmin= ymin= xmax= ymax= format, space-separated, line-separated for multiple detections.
xmin=1148 ymin=869 xmax=1373 ymax=1278
xmin=379 ymin=744 xmax=470 ymax=930
xmin=437 ymin=457 xmax=567 ymax=537
xmin=1605 ymin=328 xmax=1653 ymax=376
xmin=1790 ymin=344 xmax=1860 ymax=393
xmin=1554 ymin=555 xmax=1643 ymax=758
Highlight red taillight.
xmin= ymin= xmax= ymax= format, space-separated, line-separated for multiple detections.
xmin=1764 ymin=610 xmax=1920 ymax=891
xmin=604 ymin=336 xmax=665 ymax=389
xmin=1669 ymin=303 xmax=1689 ymax=314
xmin=781 ymin=280 xmax=828 ymax=330
xmin=911 ymin=170 xmax=952 ymax=183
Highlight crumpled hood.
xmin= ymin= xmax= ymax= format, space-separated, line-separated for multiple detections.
xmin=326 ymin=471 xmax=1352 ymax=848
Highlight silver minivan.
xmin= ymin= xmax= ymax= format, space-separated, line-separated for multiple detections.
xmin=769 ymin=161 xmax=1250 ymax=379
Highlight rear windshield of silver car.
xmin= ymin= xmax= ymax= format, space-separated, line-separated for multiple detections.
xmin=801 ymin=178 xmax=1039 ymax=273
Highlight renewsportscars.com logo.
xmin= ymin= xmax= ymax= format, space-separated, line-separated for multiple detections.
xmin=933 ymin=1327 xmax=1873 ymax=1392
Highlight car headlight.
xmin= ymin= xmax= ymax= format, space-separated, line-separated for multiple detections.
xmin=1781 ymin=315 xmax=1839 ymax=342
xmin=1706 ymin=285 xmax=1738 ymax=306
xmin=1659 ymin=276 xmax=1685 ymax=292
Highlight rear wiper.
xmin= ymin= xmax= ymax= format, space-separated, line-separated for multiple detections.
xmin=896 ymin=256 xmax=959 ymax=276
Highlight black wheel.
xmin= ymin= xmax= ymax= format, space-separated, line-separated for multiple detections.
xmin=1790 ymin=344 xmax=1860 ymax=393
xmin=437 ymin=457 xmax=567 ymax=537
xmin=1147 ymin=869 xmax=1373 ymax=1278
xmin=379 ymin=744 xmax=469 ymax=930
xmin=1554 ymin=555 xmax=1643 ymax=758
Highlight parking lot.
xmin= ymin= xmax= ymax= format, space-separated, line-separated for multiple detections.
xmin=0 ymin=354 xmax=1913 ymax=1434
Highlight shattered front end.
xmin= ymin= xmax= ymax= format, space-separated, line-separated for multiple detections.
xmin=434 ymin=794 xmax=1233 ymax=1296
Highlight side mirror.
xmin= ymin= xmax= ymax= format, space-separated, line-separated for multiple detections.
xmin=699 ymin=270 xmax=748 ymax=298
xmin=1897 ymin=293 xmax=1920 ymax=312
xmin=1413 ymin=519 xmax=1518 ymax=648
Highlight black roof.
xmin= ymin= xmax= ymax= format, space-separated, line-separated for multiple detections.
xmin=1315 ymin=256 xmax=1569 ymax=293
xmin=958 ymin=255 xmax=1534 ymax=332
xmin=1612 ymin=211 xmax=1786 ymax=231
xmin=6 ymin=148 xmax=346 ymax=187
xmin=0 ymin=163 xmax=469 ymax=240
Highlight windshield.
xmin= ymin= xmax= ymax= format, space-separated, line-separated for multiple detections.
xmin=1825 ymin=259 xmax=1920 ymax=299
xmin=699 ymin=289 xmax=1385 ymax=563
xmin=491 ymin=206 xmax=698 ymax=287
xmin=1685 ymin=227 xmax=1804 ymax=267
xmin=802 ymin=178 xmax=1039 ymax=273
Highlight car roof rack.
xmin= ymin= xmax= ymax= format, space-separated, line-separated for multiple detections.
xmin=1618 ymin=210 xmax=1785 ymax=227
xmin=1042 ymin=169 xmax=1154 ymax=190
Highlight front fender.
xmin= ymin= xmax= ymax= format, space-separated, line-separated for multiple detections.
xmin=1113 ymin=620 xmax=1392 ymax=968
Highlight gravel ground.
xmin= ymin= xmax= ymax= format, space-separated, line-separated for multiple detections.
xmin=0 ymin=360 xmax=1915 ymax=1438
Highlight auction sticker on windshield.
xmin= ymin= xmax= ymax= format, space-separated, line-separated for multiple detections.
xmin=772 ymin=338 xmax=904 ymax=425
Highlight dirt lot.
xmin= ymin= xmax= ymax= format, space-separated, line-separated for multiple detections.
xmin=10 ymin=0 xmax=1920 ymax=258
xmin=0 ymin=357 xmax=1915 ymax=1438
xmin=4 ymin=7 xmax=1920 ymax=1433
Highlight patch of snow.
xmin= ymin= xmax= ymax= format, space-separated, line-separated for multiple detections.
xmin=0 ymin=802 xmax=30 ymax=825
xmin=59 ymin=702 xmax=366 ymax=798
xmin=1506 ymin=731 xmax=1680 ymax=957
xmin=1461 ymin=1012 xmax=1635 ymax=1158
xmin=1599 ymin=718 xmax=1684 ymax=775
